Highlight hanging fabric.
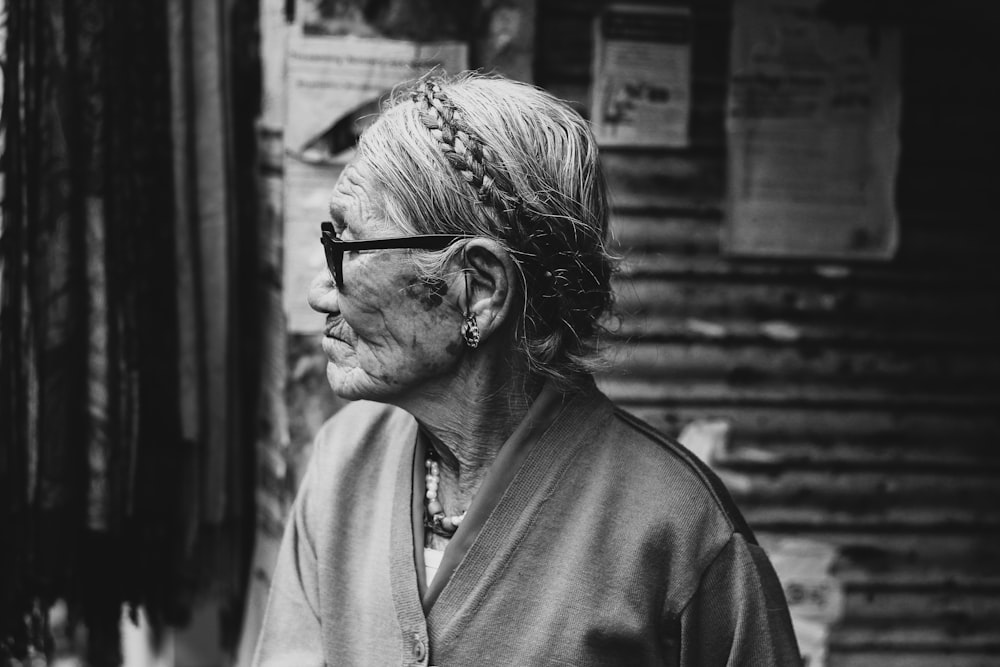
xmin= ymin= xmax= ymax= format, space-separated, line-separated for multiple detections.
xmin=0 ymin=0 xmax=257 ymax=663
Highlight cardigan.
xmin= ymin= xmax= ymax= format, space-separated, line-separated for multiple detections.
xmin=252 ymin=382 xmax=800 ymax=666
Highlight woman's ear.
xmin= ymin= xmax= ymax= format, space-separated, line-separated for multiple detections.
xmin=458 ymin=238 xmax=517 ymax=343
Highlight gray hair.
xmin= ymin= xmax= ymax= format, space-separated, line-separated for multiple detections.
xmin=355 ymin=71 xmax=616 ymax=388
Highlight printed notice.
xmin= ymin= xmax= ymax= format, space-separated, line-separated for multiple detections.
xmin=591 ymin=5 xmax=693 ymax=148
xmin=282 ymin=32 xmax=467 ymax=332
xmin=724 ymin=0 xmax=902 ymax=259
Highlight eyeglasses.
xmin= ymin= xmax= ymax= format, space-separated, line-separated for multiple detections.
xmin=320 ymin=222 xmax=468 ymax=289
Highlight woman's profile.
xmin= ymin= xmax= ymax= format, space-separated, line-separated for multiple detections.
xmin=253 ymin=71 xmax=800 ymax=666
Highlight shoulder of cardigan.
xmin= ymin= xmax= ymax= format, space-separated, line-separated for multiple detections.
xmin=611 ymin=406 xmax=757 ymax=545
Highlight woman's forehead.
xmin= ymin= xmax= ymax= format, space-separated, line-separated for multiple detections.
xmin=328 ymin=161 xmax=399 ymax=235
xmin=328 ymin=162 xmax=377 ymax=219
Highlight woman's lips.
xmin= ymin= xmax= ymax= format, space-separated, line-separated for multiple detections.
xmin=323 ymin=316 xmax=352 ymax=356
xmin=324 ymin=314 xmax=344 ymax=339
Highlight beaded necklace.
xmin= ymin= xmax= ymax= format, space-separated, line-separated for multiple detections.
xmin=424 ymin=453 xmax=467 ymax=539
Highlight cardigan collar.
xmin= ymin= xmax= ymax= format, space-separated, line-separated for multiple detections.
xmin=388 ymin=378 xmax=614 ymax=648
xmin=416 ymin=379 xmax=564 ymax=608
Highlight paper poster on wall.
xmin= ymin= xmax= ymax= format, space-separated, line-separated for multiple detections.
xmin=591 ymin=4 xmax=693 ymax=148
xmin=723 ymin=0 xmax=901 ymax=259
xmin=282 ymin=32 xmax=467 ymax=332
xmin=284 ymin=31 xmax=467 ymax=162
xmin=761 ymin=536 xmax=845 ymax=667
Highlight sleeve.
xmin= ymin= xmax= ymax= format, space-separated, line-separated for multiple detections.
xmin=251 ymin=460 xmax=325 ymax=667
xmin=678 ymin=532 xmax=802 ymax=666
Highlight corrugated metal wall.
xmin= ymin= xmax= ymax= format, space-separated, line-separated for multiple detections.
xmin=538 ymin=1 xmax=1000 ymax=665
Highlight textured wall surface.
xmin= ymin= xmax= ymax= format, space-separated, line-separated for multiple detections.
xmin=538 ymin=0 xmax=1000 ymax=665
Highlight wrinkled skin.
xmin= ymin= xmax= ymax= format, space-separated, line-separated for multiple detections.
xmin=307 ymin=156 xmax=538 ymax=523
xmin=307 ymin=161 xmax=466 ymax=403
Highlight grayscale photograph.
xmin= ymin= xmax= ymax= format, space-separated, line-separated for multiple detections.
xmin=1 ymin=0 xmax=997 ymax=666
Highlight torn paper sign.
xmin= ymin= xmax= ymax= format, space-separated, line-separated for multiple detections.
xmin=284 ymin=31 xmax=468 ymax=163
xmin=761 ymin=536 xmax=845 ymax=625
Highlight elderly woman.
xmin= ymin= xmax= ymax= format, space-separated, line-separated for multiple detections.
xmin=254 ymin=72 xmax=799 ymax=666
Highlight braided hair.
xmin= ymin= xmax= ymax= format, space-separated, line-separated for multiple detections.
xmin=357 ymin=71 xmax=617 ymax=388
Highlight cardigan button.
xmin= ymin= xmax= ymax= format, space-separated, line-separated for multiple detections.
xmin=413 ymin=635 xmax=427 ymax=661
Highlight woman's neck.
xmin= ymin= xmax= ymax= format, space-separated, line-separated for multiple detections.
xmin=393 ymin=352 xmax=542 ymax=511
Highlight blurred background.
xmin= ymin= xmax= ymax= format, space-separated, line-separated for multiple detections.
xmin=1 ymin=0 xmax=998 ymax=665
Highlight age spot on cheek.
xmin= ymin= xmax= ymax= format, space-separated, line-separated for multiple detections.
xmin=374 ymin=369 xmax=403 ymax=385
xmin=404 ymin=278 xmax=448 ymax=311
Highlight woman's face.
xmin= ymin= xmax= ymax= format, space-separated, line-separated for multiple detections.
xmin=307 ymin=160 xmax=466 ymax=402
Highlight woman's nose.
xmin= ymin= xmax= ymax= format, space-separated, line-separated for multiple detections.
xmin=308 ymin=269 xmax=340 ymax=314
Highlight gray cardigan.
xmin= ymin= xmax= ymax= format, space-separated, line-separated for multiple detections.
xmin=253 ymin=383 xmax=800 ymax=666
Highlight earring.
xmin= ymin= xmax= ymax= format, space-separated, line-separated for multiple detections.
xmin=461 ymin=313 xmax=480 ymax=349
xmin=460 ymin=266 xmax=480 ymax=349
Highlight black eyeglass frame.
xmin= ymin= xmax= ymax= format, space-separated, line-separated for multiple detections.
xmin=320 ymin=221 xmax=469 ymax=289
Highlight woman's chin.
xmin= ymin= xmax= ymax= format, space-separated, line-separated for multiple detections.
xmin=326 ymin=363 xmax=392 ymax=403
xmin=326 ymin=364 xmax=360 ymax=400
